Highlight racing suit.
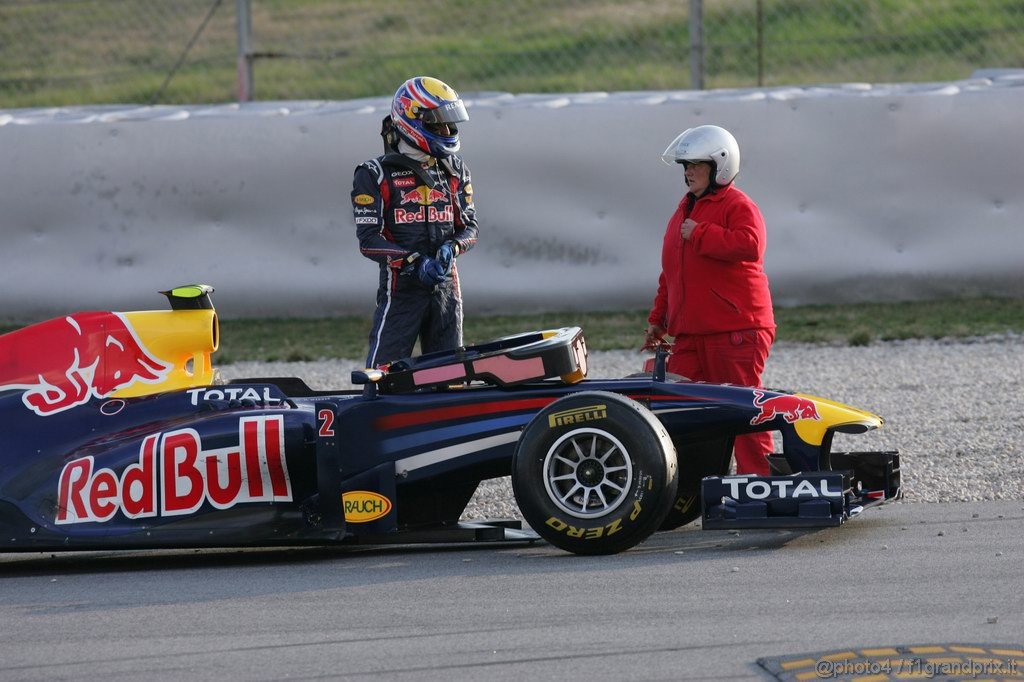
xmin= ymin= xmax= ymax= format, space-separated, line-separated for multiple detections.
xmin=648 ymin=183 xmax=775 ymax=475
xmin=353 ymin=152 xmax=478 ymax=368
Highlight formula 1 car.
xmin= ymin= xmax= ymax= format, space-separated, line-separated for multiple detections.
xmin=0 ymin=286 xmax=901 ymax=556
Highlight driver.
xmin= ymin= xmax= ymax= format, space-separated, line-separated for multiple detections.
xmin=352 ymin=76 xmax=479 ymax=368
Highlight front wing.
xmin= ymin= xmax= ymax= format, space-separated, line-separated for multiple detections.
xmin=701 ymin=451 xmax=902 ymax=529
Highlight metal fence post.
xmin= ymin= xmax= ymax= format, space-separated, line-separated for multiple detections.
xmin=236 ymin=0 xmax=253 ymax=102
xmin=689 ymin=0 xmax=704 ymax=90
xmin=757 ymin=0 xmax=764 ymax=86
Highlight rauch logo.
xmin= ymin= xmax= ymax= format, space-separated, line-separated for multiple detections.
xmin=342 ymin=491 xmax=392 ymax=523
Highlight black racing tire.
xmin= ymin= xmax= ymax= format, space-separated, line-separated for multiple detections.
xmin=511 ymin=391 xmax=678 ymax=555
xmin=659 ymin=437 xmax=733 ymax=531
xmin=659 ymin=492 xmax=703 ymax=530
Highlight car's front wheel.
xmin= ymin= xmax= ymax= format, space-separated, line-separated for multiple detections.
xmin=512 ymin=391 xmax=678 ymax=555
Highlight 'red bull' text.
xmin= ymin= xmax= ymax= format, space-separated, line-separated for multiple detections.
xmin=392 ymin=205 xmax=454 ymax=224
xmin=56 ymin=415 xmax=292 ymax=524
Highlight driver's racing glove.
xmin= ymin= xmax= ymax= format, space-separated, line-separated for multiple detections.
xmin=436 ymin=241 xmax=460 ymax=276
xmin=397 ymin=252 xmax=421 ymax=276
xmin=416 ymin=256 xmax=449 ymax=286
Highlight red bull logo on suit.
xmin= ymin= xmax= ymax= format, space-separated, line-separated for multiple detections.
xmin=393 ymin=205 xmax=455 ymax=224
xmin=399 ymin=186 xmax=447 ymax=206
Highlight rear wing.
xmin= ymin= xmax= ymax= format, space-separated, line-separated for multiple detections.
xmin=115 ymin=285 xmax=219 ymax=396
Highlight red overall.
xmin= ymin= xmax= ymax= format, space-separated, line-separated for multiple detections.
xmin=648 ymin=184 xmax=775 ymax=475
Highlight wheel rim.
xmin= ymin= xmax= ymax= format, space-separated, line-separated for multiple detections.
xmin=542 ymin=428 xmax=634 ymax=519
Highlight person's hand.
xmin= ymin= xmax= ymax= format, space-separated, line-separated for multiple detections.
xmin=397 ymin=252 xmax=421 ymax=276
xmin=680 ymin=218 xmax=698 ymax=240
xmin=642 ymin=324 xmax=667 ymax=351
xmin=417 ymin=256 xmax=448 ymax=286
xmin=436 ymin=241 xmax=459 ymax=276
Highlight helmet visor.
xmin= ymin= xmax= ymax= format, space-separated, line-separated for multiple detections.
xmin=660 ymin=131 xmax=687 ymax=165
xmin=421 ymin=98 xmax=469 ymax=125
xmin=661 ymin=128 xmax=712 ymax=166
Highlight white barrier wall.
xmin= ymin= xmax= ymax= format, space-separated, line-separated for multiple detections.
xmin=2 ymin=73 xmax=1022 ymax=319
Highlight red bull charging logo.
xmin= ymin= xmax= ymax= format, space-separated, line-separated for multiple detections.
xmin=395 ymin=186 xmax=450 ymax=223
xmin=750 ymin=390 xmax=821 ymax=426
xmin=397 ymin=95 xmax=418 ymax=119
xmin=400 ymin=185 xmax=447 ymax=206
xmin=0 ymin=312 xmax=172 ymax=416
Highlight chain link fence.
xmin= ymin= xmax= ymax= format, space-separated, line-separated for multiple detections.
xmin=2 ymin=0 xmax=1023 ymax=108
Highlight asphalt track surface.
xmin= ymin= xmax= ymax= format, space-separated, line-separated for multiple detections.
xmin=1 ymin=501 xmax=1021 ymax=682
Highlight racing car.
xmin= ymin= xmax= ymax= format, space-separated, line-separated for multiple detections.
xmin=0 ymin=285 xmax=900 ymax=556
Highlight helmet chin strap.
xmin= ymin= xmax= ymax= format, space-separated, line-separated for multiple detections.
xmin=398 ymin=138 xmax=432 ymax=163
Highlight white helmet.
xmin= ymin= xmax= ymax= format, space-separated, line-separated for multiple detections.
xmin=661 ymin=125 xmax=741 ymax=186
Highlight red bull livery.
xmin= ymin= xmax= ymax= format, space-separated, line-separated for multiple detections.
xmin=0 ymin=286 xmax=900 ymax=556
xmin=750 ymin=390 xmax=822 ymax=425
xmin=0 ymin=312 xmax=172 ymax=415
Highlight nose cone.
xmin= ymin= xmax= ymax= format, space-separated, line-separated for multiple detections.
xmin=792 ymin=393 xmax=884 ymax=446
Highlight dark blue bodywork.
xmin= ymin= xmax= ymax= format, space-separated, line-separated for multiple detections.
xmin=1 ymin=368 xmax=897 ymax=551
xmin=0 ymin=290 xmax=900 ymax=554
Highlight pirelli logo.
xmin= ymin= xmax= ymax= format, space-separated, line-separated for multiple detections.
xmin=548 ymin=404 xmax=608 ymax=428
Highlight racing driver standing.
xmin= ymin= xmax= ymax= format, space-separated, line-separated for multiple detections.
xmin=352 ymin=76 xmax=479 ymax=368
